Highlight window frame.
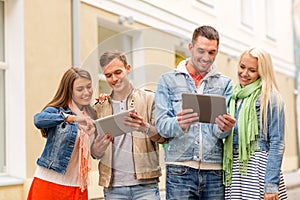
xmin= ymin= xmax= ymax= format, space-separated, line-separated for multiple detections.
xmin=0 ymin=0 xmax=6 ymax=175
xmin=0 ymin=0 xmax=26 ymax=185
xmin=192 ymin=0 xmax=217 ymax=16
xmin=265 ymin=0 xmax=278 ymax=41
xmin=240 ymin=0 xmax=255 ymax=30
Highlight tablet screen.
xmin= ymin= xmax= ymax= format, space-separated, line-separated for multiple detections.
xmin=182 ymin=93 xmax=226 ymax=123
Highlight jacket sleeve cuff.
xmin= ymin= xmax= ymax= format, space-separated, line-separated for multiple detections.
xmin=181 ymin=126 xmax=190 ymax=133
xmin=264 ymin=183 xmax=279 ymax=193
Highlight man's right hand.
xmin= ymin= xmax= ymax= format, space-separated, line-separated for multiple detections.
xmin=176 ymin=109 xmax=199 ymax=130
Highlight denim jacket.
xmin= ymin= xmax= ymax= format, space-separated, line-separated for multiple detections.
xmin=155 ymin=59 xmax=233 ymax=164
xmin=233 ymin=94 xmax=285 ymax=193
xmin=34 ymin=106 xmax=78 ymax=174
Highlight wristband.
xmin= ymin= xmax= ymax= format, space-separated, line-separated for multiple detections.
xmin=157 ymin=136 xmax=167 ymax=144
xmin=145 ymin=123 xmax=151 ymax=135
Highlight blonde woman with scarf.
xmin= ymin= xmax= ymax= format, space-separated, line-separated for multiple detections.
xmin=223 ymin=47 xmax=288 ymax=200
xmin=27 ymin=67 xmax=96 ymax=200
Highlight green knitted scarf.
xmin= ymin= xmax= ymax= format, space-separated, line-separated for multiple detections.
xmin=223 ymin=78 xmax=261 ymax=186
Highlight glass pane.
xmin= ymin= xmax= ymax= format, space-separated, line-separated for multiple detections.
xmin=96 ymin=26 xmax=133 ymax=94
xmin=196 ymin=0 xmax=215 ymax=9
xmin=265 ymin=0 xmax=277 ymax=40
xmin=175 ymin=51 xmax=186 ymax=68
xmin=0 ymin=1 xmax=4 ymax=61
xmin=241 ymin=0 xmax=254 ymax=29
xmin=0 ymin=69 xmax=5 ymax=173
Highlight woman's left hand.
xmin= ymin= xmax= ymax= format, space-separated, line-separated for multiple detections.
xmin=78 ymin=116 xmax=95 ymax=134
xmin=264 ymin=193 xmax=278 ymax=200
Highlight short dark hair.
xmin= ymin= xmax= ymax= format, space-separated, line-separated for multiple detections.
xmin=192 ymin=25 xmax=219 ymax=47
xmin=99 ymin=50 xmax=128 ymax=68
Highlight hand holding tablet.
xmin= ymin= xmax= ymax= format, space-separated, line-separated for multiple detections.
xmin=95 ymin=108 xmax=136 ymax=137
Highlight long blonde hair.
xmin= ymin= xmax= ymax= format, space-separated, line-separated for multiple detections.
xmin=239 ymin=47 xmax=283 ymax=133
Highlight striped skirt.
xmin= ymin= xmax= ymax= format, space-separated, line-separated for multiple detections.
xmin=225 ymin=151 xmax=288 ymax=200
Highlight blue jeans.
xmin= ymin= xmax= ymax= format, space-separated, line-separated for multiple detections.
xmin=104 ymin=183 xmax=160 ymax=200
xmin=166 ymin=165 xmax=224 ymax=200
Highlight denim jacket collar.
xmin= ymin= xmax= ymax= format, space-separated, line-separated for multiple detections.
xmin=175 ymin=58 xmax=221 ymax=81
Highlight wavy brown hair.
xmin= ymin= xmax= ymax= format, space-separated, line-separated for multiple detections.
xmin=40 ymin=67 xmax=96 ymax=137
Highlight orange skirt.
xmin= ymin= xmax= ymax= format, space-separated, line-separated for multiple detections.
xmin=27 ymin=177 xmax=88 ymax=200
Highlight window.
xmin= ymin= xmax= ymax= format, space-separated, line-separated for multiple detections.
xmin=195 ymin=0 xmax=215 ymax=9
xmin=0 ymin=70 xmax=5 ymax=173
xmin=0 ymin=1 xmax=3 ymax=61
xmin=240 ymin=0 xmax=254 ymax=29
xmin=81 ymin=25 xmax=133 ymax=95
xmin=175 ymin=51 xmax=186 ymax=68
xmin=265 ymin=0 xmax=278 ymax=41
xmin=0 ymin=0 xmax=6 ymax=174
xmin=193 ymin=0 xmax=216 ymax=15
xmin=1 ymin=0 xmax=26 ymax=181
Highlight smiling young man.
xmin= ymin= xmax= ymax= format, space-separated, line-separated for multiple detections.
xmin=91 ymin=50 xmax=166 ymax=200
xmin=155 ymin=25 xmax=236 ymax=199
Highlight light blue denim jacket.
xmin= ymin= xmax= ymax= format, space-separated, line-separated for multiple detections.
xmin=233 ymin=94 xmax=285 ymax=193
xmin=155 ymin=59 xmax=233 ymax=164
xmin=34 ymin=106 xmax=78 ymax=174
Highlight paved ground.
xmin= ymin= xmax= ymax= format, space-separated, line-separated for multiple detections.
xmin=285 ymin=170 xmax=300 ymax=200
xmin=287 ymin=187 xmax=300 ymax=200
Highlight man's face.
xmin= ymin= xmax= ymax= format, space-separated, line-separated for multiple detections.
xmin=103 ymin=58 xmax=131 ymax=92
xmin=189 ymin=35 xmax=218 ymax=72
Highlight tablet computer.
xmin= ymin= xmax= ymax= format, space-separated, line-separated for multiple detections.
xmin=95 ymin=108 xmax=136 ymax=137
xmin=182 ymin=93 xmax=227 ymax=123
